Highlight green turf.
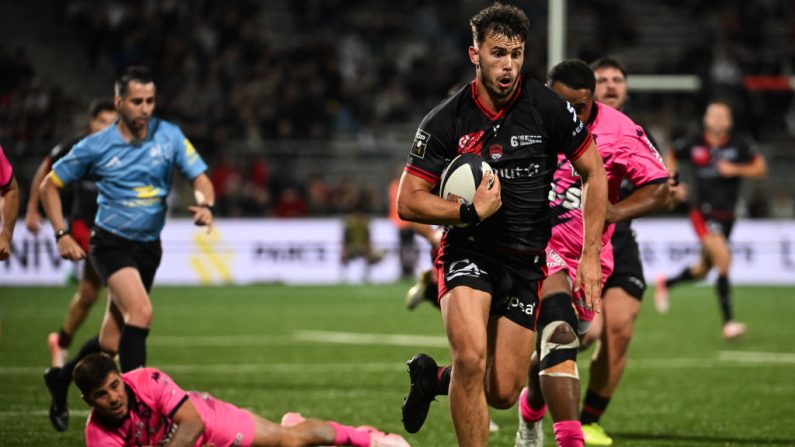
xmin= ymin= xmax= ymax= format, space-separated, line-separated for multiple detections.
xmin=1 ymin=283 xmax=794 ymax=446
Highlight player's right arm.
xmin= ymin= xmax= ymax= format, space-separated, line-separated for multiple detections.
xmin=25 ymin=156 xmax=52 ymax=233
xmin=163 ymin=399 xmax=205 ymax=447
xmin=0 ymin=145 xmax=19 ymax=261
xmin=397 ymin=170 xmax=500 ymax=225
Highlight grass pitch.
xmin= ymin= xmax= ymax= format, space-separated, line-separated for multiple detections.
xmin=1 ymin=283 xmax=794 ymax=446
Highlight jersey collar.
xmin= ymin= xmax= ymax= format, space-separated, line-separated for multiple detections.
xmin=470 ymin=77 xmax=523 ymax=121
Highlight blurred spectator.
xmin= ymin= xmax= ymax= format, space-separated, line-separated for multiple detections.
xmin=275 ymin=186 xmax=308 ymax=218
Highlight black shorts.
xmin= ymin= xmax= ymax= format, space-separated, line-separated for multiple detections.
xmin=689 ymin=209 xmax=735 ymax=240
xmin=604 ymin=221 xmax=646 ymax=301
xmin=436 ymin=243 xmax=545 ymax=331
xmin=89 ymin=227 xmax=163 ymax=292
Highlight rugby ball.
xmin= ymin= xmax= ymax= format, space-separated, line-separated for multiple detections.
xmin=439 ymin=154 xmax=493 ymax=226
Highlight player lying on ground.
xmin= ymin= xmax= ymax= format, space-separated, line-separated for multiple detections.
xmin=75 ymin=353 xmax=409 ymax=447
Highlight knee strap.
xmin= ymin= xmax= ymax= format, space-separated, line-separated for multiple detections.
xmin=537 ymin=293 xmax=580 ymax=379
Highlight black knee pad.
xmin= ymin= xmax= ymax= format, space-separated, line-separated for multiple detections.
xmin=536 ymin=293 xmax=579 ymax=378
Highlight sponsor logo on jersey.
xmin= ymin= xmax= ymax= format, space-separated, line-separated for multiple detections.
xmin=691 ymin=145 xmax=710 ymax=166
xmin=493 ymin=162 xmax=541 ymax=179
xmin=510 ymin=135 xmax=543 ymax=147
xmin=489 ymin=144 xmax=503 ymax=160
xmin=458 ymin=130 xmax=485 ymax=154
xmin=411 ymin=129 xmax=430 ymax=158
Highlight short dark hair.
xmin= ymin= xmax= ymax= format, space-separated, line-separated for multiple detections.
xmin=88 ymin=98 xmax=115 ymax=118
xmin=74 ymin=353 xmax=119 ymax=398
xmin=470 ymin=3 xmax=530 ymax=46
xmin=590 ymin=57 xmax=628 ymax=79
xmin=548 ymin=59 xmax=596 ymax=92
xmin=114 ymin=66 xmax=154 ymax=97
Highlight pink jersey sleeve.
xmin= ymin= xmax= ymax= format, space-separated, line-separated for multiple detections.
xmin=0 ymin=144 xmax=13 ymax=189
xmin=619 ymin=127 xmax=669 ymax=187
xmin=125 ymin=368 xmax=189 ymax=419
xmin=84 ymin=413 xmax=126 ymax=447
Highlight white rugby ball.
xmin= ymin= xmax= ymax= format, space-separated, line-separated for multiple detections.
xmin=439 ymin=153 xmax=493 ymax=226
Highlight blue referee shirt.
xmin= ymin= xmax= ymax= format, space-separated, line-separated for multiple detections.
xmin=51 ymin=118 xmax=208 ymax=242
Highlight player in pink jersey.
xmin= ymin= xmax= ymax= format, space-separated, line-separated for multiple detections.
xmin=0 ymin=143 xmax=20 ymax=261
xmin=75 ymin=353 xmax=409 ymax=447
xmin=514 ymin=60 xmax=671 ymax=447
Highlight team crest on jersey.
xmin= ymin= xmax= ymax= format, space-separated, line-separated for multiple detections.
xmin=489 ymin=144 xmax=503 ymax=160
xmin=691 ymin=145 xmax=710 ymax=166
xmin=411 ymin=129 xmax=430 ymax=158
xmin=458 ymin=130 xmax=485 ymax=154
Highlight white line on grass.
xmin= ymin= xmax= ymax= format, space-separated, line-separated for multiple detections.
xmin=292 ymin=330 xmax=449 ymax=347
xmin=719 ymin=350 xmax=795 ymax=364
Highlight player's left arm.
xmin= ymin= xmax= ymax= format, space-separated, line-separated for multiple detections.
xmin=163 ymin=398 xmax=205 ymax=447
xmin=570 ymin=140 xmax=608 ymax=311
xmin=717 ymin=136 xmax=768 ymax=179
xmin=717 ymin=153 xmax=767 ymax=179
xmin=187 ymin=173 xmax=215 ymax=233
xmin=0 ymin=176 xmax=20 ymax=261
xmin=608 ymin=133 xmax=673 ymax=221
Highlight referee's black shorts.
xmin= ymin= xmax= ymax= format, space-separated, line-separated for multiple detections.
xmin=89 ymin=226 xmax=163 ymax=292
xmin=604 ymin=221 xmax=646 ymax=301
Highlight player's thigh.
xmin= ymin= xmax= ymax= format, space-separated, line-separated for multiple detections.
xmin=541 ymin=270 xmax=571 ymax=297
xmin=441 ymin=286 xmax=491 ymax=363
xmin=702 ymin=233 xmax=731 ymax=270
xmin=106 ymin=267 xmax=151 ymax=318
xmin=581 ymin=312 xmax=603 ymax=351
xmin=484 ymin=315 xmax=534 ymax=407
xmin=78 ymin=261 xmax=103 ymax=303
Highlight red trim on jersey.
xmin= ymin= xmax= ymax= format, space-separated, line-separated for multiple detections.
xmin=702 ymin=132 xmax=729 ymax=148
xmin=568 ymin=132 xmax=594 ymax=161
xmin=470 ymin=77 xmax=523 ymax=121
xmin=71 ymin=219 xmax=92 ymax=253
xmin=689 ymin=209 xmax=708 ymax=240
xmin=435 ymin=233 xmax=448 ymax=304
xmin=405 ymin=165 xmax=440 ymax=185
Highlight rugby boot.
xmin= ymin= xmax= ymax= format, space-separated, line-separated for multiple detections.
xmin=44 ymin=367 xmax=69 ymax=432
xmin=582 ymin=423 xmax=613 ymax=446
xmin=401 ymin=353 xmax=439 ymax=433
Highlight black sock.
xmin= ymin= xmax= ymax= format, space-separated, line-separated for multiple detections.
xmin=57 ymin=328 xmax=73 ymax=349
xmin=717 ymin=275 xmax=733 ymax=323
xmin=665 ymin=267 xmax=693 ymax=288
xmin=118 ymin=325 xmax=149 ymax=372
xmin=59 ymin=336 xmax=101 ymax=382
xmin=434 ymin=366 xmax=452 ymax=396
xmin=580 ymin=389 xmax=611 ymax=425
xmin=424 ymin=282 xmax=440 ymax=308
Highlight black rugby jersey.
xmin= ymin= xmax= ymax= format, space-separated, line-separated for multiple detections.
xmin=405 ymin=76 xmax=593 ymax=252
xmin=673 ymin=132 xmax=758 ymax=216
xmin=50 ymin=137 xmax=99 ymax=224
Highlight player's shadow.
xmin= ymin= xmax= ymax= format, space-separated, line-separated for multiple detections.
xmin=612 ymin=431 xmax=794 ymax=445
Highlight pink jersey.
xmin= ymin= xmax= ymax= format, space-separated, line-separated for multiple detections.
xmin=546 ymin=102 xmax=668 ymax=322
xmin=0 ymin=144 xmax=13 ymax=189
xmin=85 ymin=368 xmax=255 ymax=447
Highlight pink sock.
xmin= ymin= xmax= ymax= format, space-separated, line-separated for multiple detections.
xmin=328 ymin=421 xmax=371 ymax=447
xmin=519 ymin=387 xmax=547 ymax=422
xmin=553 ymin=420 xmax=584 ymax=447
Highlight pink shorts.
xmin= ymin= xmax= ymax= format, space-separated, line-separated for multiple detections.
xmin=190 ymin=391 xmax=256 ymax=447
xmin=545 ymin=244 xmax=613 ymax=325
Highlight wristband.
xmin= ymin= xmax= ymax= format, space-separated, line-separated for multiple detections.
xmin=54 ymin=228 xmax=69 ymax=241
xmin=459 ymin=203 xmax=480 ymax=225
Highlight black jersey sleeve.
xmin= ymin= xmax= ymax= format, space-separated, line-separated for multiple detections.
xmin=405 ymin=100 xmax=457 ymax=186
xmin=49 ymin=137 xmax=81 ymax=165
xmin=735 ymin=133 xmax=759 ymax=163
xmin=537 ymin=87 xmax=592 ymax=161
